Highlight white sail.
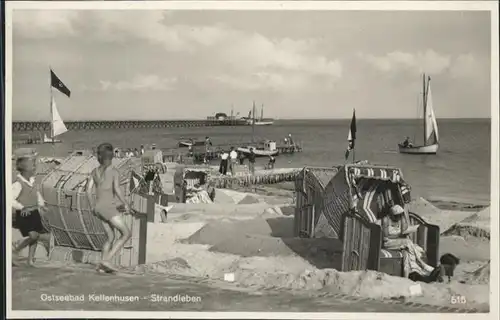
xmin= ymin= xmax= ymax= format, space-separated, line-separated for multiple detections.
xmin=51 ymin=95 xmax=68 ymax=138
xmin=424 ymin=83 xmax=439 ymax=144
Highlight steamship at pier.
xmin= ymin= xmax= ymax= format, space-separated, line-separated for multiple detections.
xmin=207 ymin=103 xmax=275 ymax=126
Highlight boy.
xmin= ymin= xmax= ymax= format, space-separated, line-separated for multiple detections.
xmin=86 ymin=143 xmax=131 ymax=272
xmin=12 ymin=148 xmax=50 ymax=266
xmin=248 ymin=148 xmax=256 ymax=175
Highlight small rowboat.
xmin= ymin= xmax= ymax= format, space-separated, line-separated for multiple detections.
xmin=237 ymin=147 xmax=279 ymax=157
xmin=178 ymin=140 xmax=205 ymax=148
xmin=43 ymin=133 xmax=62 ymax=144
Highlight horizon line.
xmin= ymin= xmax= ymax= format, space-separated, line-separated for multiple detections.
xmin=11 ymin=117 xmax=491 ymax=122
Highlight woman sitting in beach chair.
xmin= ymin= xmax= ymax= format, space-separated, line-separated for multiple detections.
xmin=382 ymin=204 xmax=443 ymax=282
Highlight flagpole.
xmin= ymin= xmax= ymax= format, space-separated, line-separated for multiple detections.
xmin=49 ymin=66 xmax=56 ymax=158
xmin=50 ymin=67 xmax=53 ymax=144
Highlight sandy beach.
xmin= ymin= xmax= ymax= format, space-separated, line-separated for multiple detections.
xmin=12 ymin=187 xmax=491 ymax=312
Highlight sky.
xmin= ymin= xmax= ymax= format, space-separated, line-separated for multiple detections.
xmin=11 ymin=9 xmax=492 ymax=120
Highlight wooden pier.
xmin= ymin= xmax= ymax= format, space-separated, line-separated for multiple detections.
xmin=12 ymin=119 xmax=248 ymax=132
xmin=277 ymin=144 xmax=303 ymax=154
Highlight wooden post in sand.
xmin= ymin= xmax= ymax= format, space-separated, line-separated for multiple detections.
xmin=128 ymin=193 xmax=155 ymax=266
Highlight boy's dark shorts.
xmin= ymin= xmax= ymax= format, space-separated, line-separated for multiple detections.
xmin=13 ymin=209 xmax=47 ymax=237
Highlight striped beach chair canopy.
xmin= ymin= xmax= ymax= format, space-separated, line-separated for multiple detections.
xmin=344 ymin=163 xmax=412 ymax=223
xmin=315 ymin=163 xmax=412 ymax=238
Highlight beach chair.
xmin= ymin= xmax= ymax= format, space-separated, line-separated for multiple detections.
xmin=295 ymin=164 xmax=440 ymax=277
xmin=38 ymin=155 xmax=150 ymax=268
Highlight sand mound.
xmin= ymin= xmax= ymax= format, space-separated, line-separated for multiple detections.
xmin=259 ymin=205 xmax=295 ymax=217
xmin=210 ymin=235 xmax=296 ymax=257
xmin=461 ymin=261 xmax=490 ymax=285
xmin=140 ymin=217 xmax=489 ymax=308
xmin=184 ymin=217 xmax=295 ymax=245
xmin=409 ymin=198 xmax=474 ymax=232
xmin=212 ymin=189 xmax=237 ymax=204
xmin=226 ymin=266 xmax=489 ymax=306
xmin=213 ymin=188 xmax=289 ymax=206
xmin=183 ymin=217 xmax=346 ymax=269
xmin=409 ymin=197 xmax=443 ymax=215
xmin=238 ymin=194 xmax=261 ymax=204
xmin=214 ymin=189 xmax=248 ymax=204
xmin=439 ymin=236 xmax=490 ymax=262
xmin=209 ymin=235 xmax=342 ymax=263
xmin=442 ymin=207 xmax=490 ymax=239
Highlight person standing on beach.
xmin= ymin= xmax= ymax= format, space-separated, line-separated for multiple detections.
xmin=86 ymin=143 xmax=131 ymax=272
xmin=229 ymin=147 xmax=238 ymax=176
xmin=140 ymin=145 xmax=145 ymax=155
xmin=219 ymin=150 xmax=229 ymax=175
xmin=248 ymin=148 xmax=256 ymax=175
xmin=204 ymin=137 xmax=213 ymax=163
xmin=238 ymin=152 xmax=245 ymax=165
xmin=205 ymin=136 xmax=213 ymax=149
xmin=11 ymin=148 xmax=50 ymax=266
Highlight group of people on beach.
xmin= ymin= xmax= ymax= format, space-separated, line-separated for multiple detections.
xmin=113 ymin=145 xmax=146 ymax=158
xmin=12 ymin=143 xmax=132 ymax=273
xmin=218 ymin=147 xmax=256 ymax=176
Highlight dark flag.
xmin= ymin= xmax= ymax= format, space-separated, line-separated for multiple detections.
xmin=50 ymin=69 xmax=71 ymax=98
xmin=345 ymin=109 xmax=357 ymax=160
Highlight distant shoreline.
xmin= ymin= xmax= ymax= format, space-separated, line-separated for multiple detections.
xmin=11 ymin=117 xmax=491 ymax=122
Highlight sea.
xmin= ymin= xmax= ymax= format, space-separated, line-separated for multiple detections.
xmin=14 ymin=119 xmax=491 ymax=205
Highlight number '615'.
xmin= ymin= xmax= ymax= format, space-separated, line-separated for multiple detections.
xmin=451 ymin=295 xmax=467 ymax=304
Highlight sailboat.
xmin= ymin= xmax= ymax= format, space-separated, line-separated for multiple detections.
xmin=241 ymin=104 xmax=274 ymax=126
xmin=398 ymin=74 xmax=439 ymax=154
xmin=237 ymin=101 xmax=279 ymax=157
xmin=254 ymin=104 xmax=274 ymax=126
xmin=43 ymin=95 xmax=67 ymax=144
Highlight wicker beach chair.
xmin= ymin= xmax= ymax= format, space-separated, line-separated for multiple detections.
xmin=39 ymin=154 xmax=151 ymax=267
xmin=295 ymin=164 xmax=440 ymax=276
